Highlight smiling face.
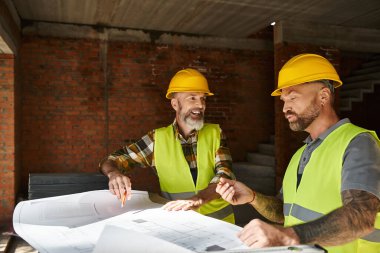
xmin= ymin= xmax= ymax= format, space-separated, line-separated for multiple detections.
xmin=280 ymin=82 xmax=324 ymax=132
xmin=171 ymin=92 xmax=206 ymax=132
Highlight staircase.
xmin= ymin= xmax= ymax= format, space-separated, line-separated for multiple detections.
xmin=340 ymin=54 xmax=380 ymax=112
xmin=232 ymin=135 xmax=276 ymax=226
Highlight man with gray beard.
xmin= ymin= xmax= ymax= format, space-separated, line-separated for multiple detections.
xmin=100 ymin=68 xmax=235 ymax=223
xmin=216 ymin=54 xmax=380 ymax=252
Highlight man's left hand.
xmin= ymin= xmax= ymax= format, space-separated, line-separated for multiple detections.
xmin=162 ymin=197 xmax=203 ymax=211
xmin=238 ymin=219 xmax=300 ymax=248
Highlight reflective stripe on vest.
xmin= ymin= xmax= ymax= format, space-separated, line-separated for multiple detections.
xmin=161 ymin=191 xmax=195 ymax=200
xmin=154 ymin=124 xmax=234 ymax=224
xmin=361 ymin=229 xmax=380 ymax=243
xmin=204 ymin=205 xmax=234 ymax=220
xmin=283 ymin=123 xmax=380 ymax=253
xmin=283 ymin=203 xmax=291 ymax=216
xmin=284 ymin=203 xmax=324 ymax=222
xmin=363 ymin=213 xmax=380 ymax=242
xmin=285 ymin=203 xmax=380 ymax=243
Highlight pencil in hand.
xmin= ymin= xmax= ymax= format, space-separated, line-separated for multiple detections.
xmin=121 ymin=191 xmax=127 ymax=208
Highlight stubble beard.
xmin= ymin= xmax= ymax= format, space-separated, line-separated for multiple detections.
xmin=287 ymin=99 xmax=321 ymax=131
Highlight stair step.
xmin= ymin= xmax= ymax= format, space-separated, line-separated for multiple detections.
xmin=233 ymin=163 xmax=275 ymax=195
xmin=344 ymin=73 xmax=380 ymax=83
xmin=354 ymin=65 xmax=380 ymax=76
xmin=233 ymin=162 xmax=275 ymax=177
xmin=339 ymin=98 xmax=352 ymax=112
xmin=236 ymin=173 xmax=276 ymax=195
xmin=258 ymin=143 xmax=275 ymax=155
xmin=339 ymin=98 xmax=350 ymax=108
xmin=341 ymin=80 xmax=375 ymax=91
xmin=246 ymin=153 xmax=275 ymax=166
xmin=340 ymin=89 xmax=363 ymax=100
xmin=361 ymin=60 xmax=380 ymax=69
xmin=338 ymin=56 xmax=380 ymax=112
xmin=235 ymin=176 xmax=276 ymax=196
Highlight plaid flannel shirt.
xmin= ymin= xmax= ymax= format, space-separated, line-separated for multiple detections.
xmin=105 ymin=121 xmax=235 ymax=184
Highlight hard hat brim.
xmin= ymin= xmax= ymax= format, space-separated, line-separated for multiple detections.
xmin=271 ymin=79 xmax=343 ymax=96
xmin=166 ymin=91 xmax=214 ymax=99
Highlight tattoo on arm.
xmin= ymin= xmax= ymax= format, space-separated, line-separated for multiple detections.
xmin=251 ymin=191 xmax=284 ymax=224
xmin=293 ymin=189 xmax=380 ymax=246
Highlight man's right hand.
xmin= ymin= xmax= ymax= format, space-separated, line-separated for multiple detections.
xmin=216 ymin=177 xmax=255 ymax=205
xmin=101 ymin=160 xmax=132 ymax=200
xmin=107 ymin=170 xmax=132 ymax=201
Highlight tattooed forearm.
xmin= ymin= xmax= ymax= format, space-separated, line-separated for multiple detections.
xmin=293 ymin=189 xmax=380 ymax=246
xmin=251 ymin=191 xmax=284 ymax=224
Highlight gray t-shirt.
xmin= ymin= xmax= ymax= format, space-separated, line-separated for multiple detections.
xmin=279 ymin=118 xmax=380 ymax=200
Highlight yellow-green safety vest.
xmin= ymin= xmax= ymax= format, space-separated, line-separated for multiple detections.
xmin=283 ymin=123 xmax=380 ymax=253
xmin=155 ymin=123 xmax=235 ymax=224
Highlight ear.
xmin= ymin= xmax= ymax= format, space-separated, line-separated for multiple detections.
xmin=319 ymin=87 xmax=330 ymax=106
xmin=171 ymin=98 xmax=178 ymax=111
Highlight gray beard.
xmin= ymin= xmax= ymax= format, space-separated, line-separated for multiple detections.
xmin=184 ymin=116 xmax=204 ymax=131
xmin=178 ymin=101 xmax=204 ymax=131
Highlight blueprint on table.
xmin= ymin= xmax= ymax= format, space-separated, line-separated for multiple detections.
xmin=13 ymin=190 xmax=247 ymax=253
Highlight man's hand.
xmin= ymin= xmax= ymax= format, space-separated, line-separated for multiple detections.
xmin=101 ymin=160 xmax=132 ymax=200
xmin=162 ymin=197 xmax=203 ymax=211
xmin=216 ymin=177 xmax=254 ymax=205
xmin=107 ymin=170 xmax=132 ymax=200
xmin=162 ymin=183 xmax=220 ymax=211
xmin=238 ymin=219 xmax=299 ymax=248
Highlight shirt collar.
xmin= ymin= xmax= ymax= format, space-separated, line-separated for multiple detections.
xmin=172 ymin=119 xmax=197 ymax=142
xmin=304 ymin=118 xmax=351 ymax=144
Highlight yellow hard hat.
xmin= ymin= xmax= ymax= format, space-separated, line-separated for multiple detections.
xmin=272 ymin=53 xmax=343 ymax=96
xmin=166 ymin=68 xmax=214 ymax=99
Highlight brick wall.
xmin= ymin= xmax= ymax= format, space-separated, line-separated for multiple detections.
xmin=19 ymin=36 xmax=275 ymax=194
xmin=0 ymin=54 xmax=15 ymax=230
xmin=107 ymin=42 xmax=275 ymax=155
xmin=19 ymin=37 xmax=107 ymax=194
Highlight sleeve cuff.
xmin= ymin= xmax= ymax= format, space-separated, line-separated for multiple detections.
xmin=210 ymin=171 xmax=236 ymax=184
